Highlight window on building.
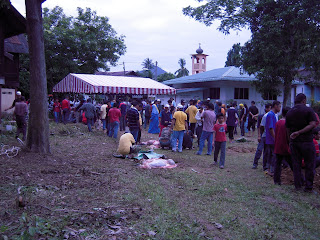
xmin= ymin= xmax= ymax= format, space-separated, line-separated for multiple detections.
xmin=210 ymin=88 xmax=220 ymax=99
xmin=234 ymin=88 xmax=249 ymax=99
xmin=262 ymin=92 xmax=277 ymax=100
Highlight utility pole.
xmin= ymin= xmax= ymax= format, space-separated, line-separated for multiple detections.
xmin=123 ymin=61 xmax=125 ymax=76
xmin=155 ymin=61 xmax=158 ymax=81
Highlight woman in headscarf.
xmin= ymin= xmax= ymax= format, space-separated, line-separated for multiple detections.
xmin=148 ymin=99 xmax=160 ymax=134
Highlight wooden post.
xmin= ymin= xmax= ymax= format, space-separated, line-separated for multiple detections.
xmin=25 ymin=0 xmax=50 ymax=153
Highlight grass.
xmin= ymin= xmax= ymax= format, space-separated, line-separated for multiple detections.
xmin=0 ymin=122 xmax=320 ymax=239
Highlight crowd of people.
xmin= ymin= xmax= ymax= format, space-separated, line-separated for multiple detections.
xmin=5 ymin=92 xmax=320 ymax=192
xmin=114 ymin=94 xmax=320 ymax=193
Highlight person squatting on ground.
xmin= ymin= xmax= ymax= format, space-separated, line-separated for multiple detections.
xmin=108 ymin=102 xmax=121 ymax=139
xmin=252 ymin=103 xmax=272 ymax=169
xmin=264 ymin=100 xmax=281 ymax=176
xmin=126 ymin=101 xmax=141 ymax=143
xmin=286 ymin=93 xmax=317 ymax=192
xmin=226 ymin=102 xmax=239 ymax=143
xmin=185 ymin=99 xmax=198 ymax=136
xmin=196 ymin=103 xmax=216 ymax=155
xmin=273 ymin=106 xmax=293 ymax=185
xmin=159 ymin=104 xmax=172 ymax=137
xmin=14 ymin=96 xmax=28 ymax=141
xmin=171 ymin=104 xmax=188 ymax=152
xmin=79 ymin=98 xmax=96 ymax=132
xmin=213 ymin=113 xmax=227 ymax=169
xmin=116 ymin=132 xmax=140 ymax=158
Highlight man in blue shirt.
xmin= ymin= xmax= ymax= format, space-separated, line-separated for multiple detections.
xmin=265 ymin=100 xmax=281 ymax=175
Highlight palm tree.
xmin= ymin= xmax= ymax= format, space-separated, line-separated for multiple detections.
xmin=175 ymin=58 xmax=189 ymax=78
xmin=142 ymin=58 xmax=154 ymax=78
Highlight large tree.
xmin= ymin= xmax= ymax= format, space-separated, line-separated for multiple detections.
xmin=175 ymin=58 xmax=189 ymax=78
xmin=25 ymin=0 xmax=50 ymax=153
xmin=184 ymin=0 xmax=320 ymax=106
xmin=26 ymin=6 xmax=126 ymax=92
xmin=20 ymin=6 xmax=126 ymax=94
xmin=225 ymin=43 xmax=241 ymax=67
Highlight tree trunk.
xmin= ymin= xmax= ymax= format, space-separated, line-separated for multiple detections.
xmin=25 ymin=0 xmax=50 ymax=154
xmin=282 ymin=77 xmax=292 ymax=108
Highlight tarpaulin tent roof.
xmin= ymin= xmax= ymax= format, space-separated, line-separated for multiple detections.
xmin=52 ymin=73 xmax=176 ymax=95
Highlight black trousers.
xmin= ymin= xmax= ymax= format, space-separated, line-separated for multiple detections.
xmin=274 ymin=154 xmax=293 ymax=184
xmin=196 ymin=125 xmax=203 ymax=146
xmin=227 ymin=126 xmax=235 ymax=140
xmin=265 ymin=144 xmax=275 ymax=172
xmin=290 ymin=141 xmax=316 ymax=190
xmin=16 ymin=115 xmax=27 ymax=140
xmin=189 ymin=123 xmax=196 ymax=135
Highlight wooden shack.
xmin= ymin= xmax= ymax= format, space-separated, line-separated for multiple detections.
xmin=0 ymin=3 xmax=28 ymax=117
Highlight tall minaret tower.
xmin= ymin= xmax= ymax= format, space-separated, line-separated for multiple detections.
xmin=191 ymin=44 xmax=208 ymax=75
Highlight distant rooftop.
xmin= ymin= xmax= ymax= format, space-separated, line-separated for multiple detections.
xmin=95 ymin=70 xmax=139 ymax=77
xmin=163 ymin=66 xmax=256 ymax=85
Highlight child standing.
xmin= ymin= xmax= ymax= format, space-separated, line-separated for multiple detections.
xmin=213 ymin=113 xmax=228 ymax=169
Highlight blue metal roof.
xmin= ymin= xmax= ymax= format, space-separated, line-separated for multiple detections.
xmin=163 ymin=66 xmax=256 ymax=85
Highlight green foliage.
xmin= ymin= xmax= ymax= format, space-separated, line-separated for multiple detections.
xmin=0 ymin=0 xmax=9 ymax=9
xmin=12 ymin=213 xmax=61 ymax=239
xmin=184 ymin=0 xmax=320 ymax=106
xmin=142 ymin=58 xmax=154 ymax=70
xmin=139 ymin=58 xmax=154 ymax=79
xmin=157 ymin=72 xmax=175 ymax=82
xmin=19 ymin=52 xmax=30 ymax=99
xmin=183 ymin=0 xmax=254 ymax=34
xmin=20 ymin=6 xmax=126 ymax=93
xmin=310 ymin=99 xmax=320 ymax=116
xmin=175 ymin=58 xmax=189 ymax=78
xmin=137 ymin=70 xmax=153 ymax=79
xmin=225 ymin=43 xmax=242 ymax=67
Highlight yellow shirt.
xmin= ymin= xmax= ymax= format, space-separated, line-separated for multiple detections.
xmin=117 ymin=133 xmax=135 ymax=155
xmin=185 ymin=105 xmax=198 ymax=123
xmin=173 ymin=111 xmax=187 ymax=131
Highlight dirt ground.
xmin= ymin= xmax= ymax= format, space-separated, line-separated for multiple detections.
xmin=1 ymin=124 xmax=320 ymax=239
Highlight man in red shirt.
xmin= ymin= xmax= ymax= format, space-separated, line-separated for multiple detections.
xmin=274 ymin=107 xmax=293 ymax=185
xmin=61 ymin=96 xmax=71 ymax=124
xmin=108 ymin=102 xmax=121 ymax=138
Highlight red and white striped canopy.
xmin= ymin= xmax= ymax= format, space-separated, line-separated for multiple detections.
xmin=52 ymin=73 xmax=176 ymax=95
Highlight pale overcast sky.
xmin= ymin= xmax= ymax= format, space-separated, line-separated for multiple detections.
xmin=11 ymin=0 xmax=251 ymax=74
